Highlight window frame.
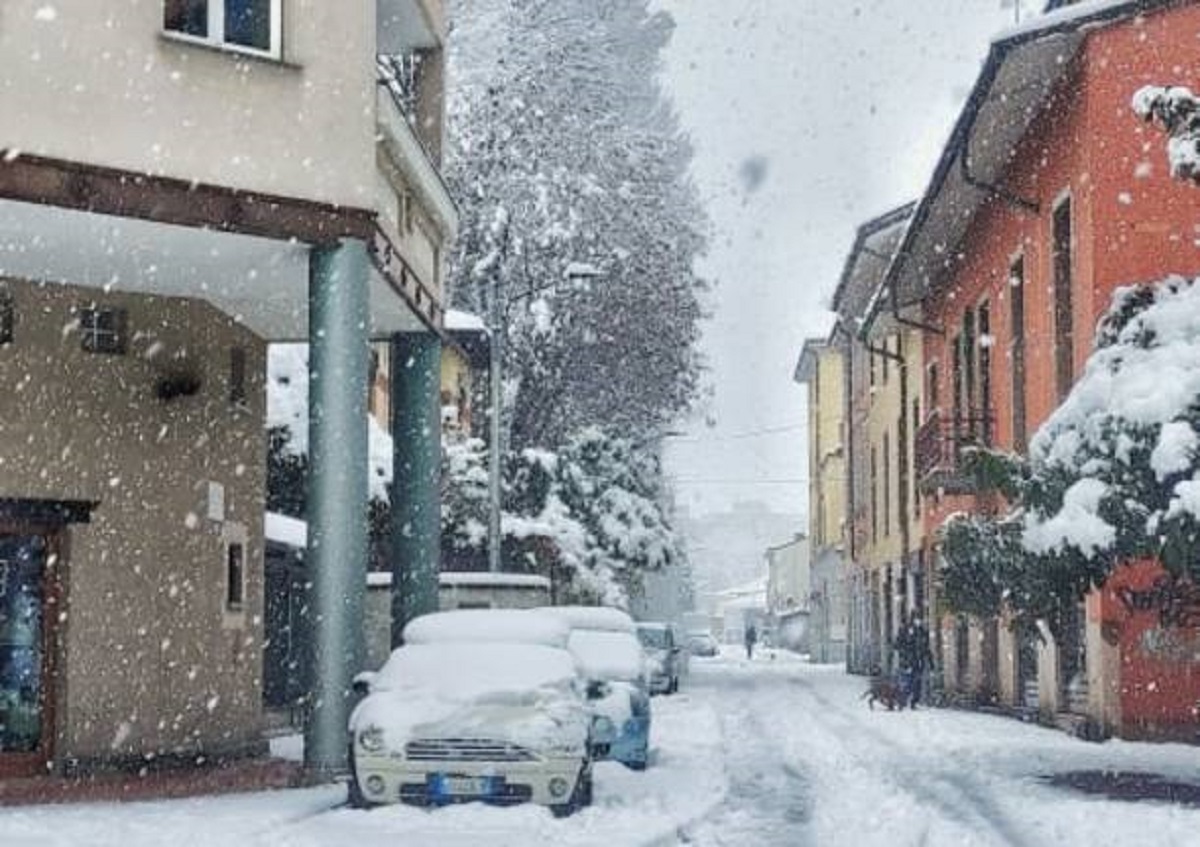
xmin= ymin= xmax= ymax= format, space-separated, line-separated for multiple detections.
xmin=0 ymin=290 xmax=13 ymax=346
xmin=164 ymin=0 xmax=284 ymax=61
xmin=79 ymin=305 xmax=128 ymax=356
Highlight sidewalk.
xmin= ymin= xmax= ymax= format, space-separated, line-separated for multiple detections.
xmin=0 ymin=756 xmax=306 ymax=807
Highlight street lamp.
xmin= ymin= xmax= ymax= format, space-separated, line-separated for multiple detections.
xmin=486 ymin=262 xmax=605 ymax=573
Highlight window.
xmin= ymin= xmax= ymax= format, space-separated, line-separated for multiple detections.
xmin=883 ymin=432 xmax=891 ymax=538
xmin=165 ymin=0 xmax=282 ymax=57
xmin=977 ymin=301 xmax=992 ymax=445
xmin=229 ymin=347 xmax=248 ymax=407
xmin=1053 ymin=196 xmax=1074 ymax=401
xmin=226 ymin=542 xmax=245 ymax=610
xmin=79 ymin=306 xmax=127 ymax=355
xmin=927 ymin=362 xmax=939 ymax=410
xmin=912 ymin=398 xmax=921 ymax=520
xmin=1010 ymin=255 xmax=1027 ymax=452
xmin=870 ymin=446 xmax=878 ymax=544
xmin=0 ymin=290 xmax=12 ymax=345
xmin=882 ymin=336 xmax=890 ymax=383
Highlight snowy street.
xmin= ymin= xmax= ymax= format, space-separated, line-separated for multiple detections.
xmin=4 ymin=653 xmax=1200 ymax=847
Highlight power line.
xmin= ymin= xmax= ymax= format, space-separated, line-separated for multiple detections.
xmin=667 ymin=422 xmax=807 ymax=443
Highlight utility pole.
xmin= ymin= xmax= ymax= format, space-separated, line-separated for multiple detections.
xmin=485 ymin=261 xmax=604 ymax=574
xmin=486 ymin=269 xmax=507 ymax=573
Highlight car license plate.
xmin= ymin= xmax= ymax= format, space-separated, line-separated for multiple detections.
xmin=429 ymin=774 xmax=496 ymax=797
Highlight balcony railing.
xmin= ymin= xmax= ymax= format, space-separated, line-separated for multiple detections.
xmin=914 ymin=408 xmax=995 ymax=494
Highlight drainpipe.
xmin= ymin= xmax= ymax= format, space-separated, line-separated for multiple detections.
xmin=390 ymin=330 xmax=443 ymax=644
xmin=305 ymin=239 xmax=371 ymax=777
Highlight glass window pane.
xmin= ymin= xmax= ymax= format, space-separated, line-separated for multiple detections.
xmin=225 ymin=0 xmax=272 ymax=51
xmin=0 ymin=536 xmax=45 ymax=754
xmin=165 ymin=0 xmax=208 ymax=38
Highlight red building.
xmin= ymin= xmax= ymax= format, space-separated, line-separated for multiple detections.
xmin=870 ymin=0 xmax=1200 ymax=740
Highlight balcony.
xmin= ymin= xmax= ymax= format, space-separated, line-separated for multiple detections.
xmin=914 ymin=408 xmax=995 ymax=496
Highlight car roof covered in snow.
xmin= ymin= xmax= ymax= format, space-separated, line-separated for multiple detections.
xmin=567 ymin=629 xmax=645 ymax=682
xmin=373 ymin=642 xmax=579 ymax=697
xmin=402 ymin=609 xmax=570 ymax=649
xmin=539 ymin=605 xmax=636 ymax=633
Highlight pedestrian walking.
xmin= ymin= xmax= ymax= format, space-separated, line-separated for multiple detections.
xmin=744 ymin=624 xmax=758 ymax=660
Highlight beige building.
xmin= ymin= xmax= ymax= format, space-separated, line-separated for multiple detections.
xmin=0 ymin=0 xmax=455 ymax=777
xmin=794 ymin=339 xmax=848 ymax=663
xmin=825 ymin=203 xmax=924 ymax=674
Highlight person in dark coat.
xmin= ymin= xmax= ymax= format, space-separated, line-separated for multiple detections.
xmin=898 ymin=618 xmax=934 ymax=708
xmin=744 ymin=624 xmax=758 ymax=660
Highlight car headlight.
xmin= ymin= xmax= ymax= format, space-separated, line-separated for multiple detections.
xmin=356 ymin=724 xmax=386 ymax=753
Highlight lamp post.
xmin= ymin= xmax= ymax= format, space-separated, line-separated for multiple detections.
xmin=486 ymin=263 xmax=605 ymax=573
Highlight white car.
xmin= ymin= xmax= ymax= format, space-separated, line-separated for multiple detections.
xmin=348 ymin=612 xmax=595 ymax=815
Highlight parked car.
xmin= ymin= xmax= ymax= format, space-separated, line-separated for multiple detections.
xmin=348 ymin=610 xmax=599 ymax=815
xmin=687 ymin=631 xmax=720 ymax=658
xmin=636 ymin=622 xmax=686 ymax=695
xmin=542 ymin=606 xmax=651 ymax=770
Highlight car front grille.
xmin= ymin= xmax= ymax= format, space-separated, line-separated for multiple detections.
xmin=405 ymin=738 xmax=539 ymax=762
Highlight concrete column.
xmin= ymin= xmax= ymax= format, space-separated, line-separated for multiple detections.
xmin=304 ymin=239 xmax=370 ymax=776
xmin=390 ymin=330 xmax=443 ymax=647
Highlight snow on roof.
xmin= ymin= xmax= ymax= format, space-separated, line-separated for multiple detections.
xmin=264 ymin=511 xmax=307 ymax=548
xmin=440 ymin=571 xmax=551 ymax=589
xmin=402 ymin=609 xmax=571 ymax=649
xmin=540 ymin=605 xmax=636 ymax=633
xmin=567 ymin=629 xmax=645 ymax=682
xmin=993 ymin=0 xmax=1145 ymax=43
xmin=373 ymin=642 xmax=578 ymax=696
xmin=564 ymin=261 xmax=603 ymax=279
xmin=445 ymin=308 xmax=487 ymax=332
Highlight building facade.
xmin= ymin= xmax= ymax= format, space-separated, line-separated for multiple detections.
xmin=794 ymin=339 xmax=849 ymax=664
xmin=876 ymin=0 xmax=1200 ymax=739
xmin=0 ymin=0 xmax=455 ymax=777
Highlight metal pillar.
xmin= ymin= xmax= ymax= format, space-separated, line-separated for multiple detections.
xmin=303 ymin=239 xmax=370 ymax=776
xmin=486 ymin=285 xmax=506 ymax=573
xmin=390 ymin=330 xmax=443 ymax=645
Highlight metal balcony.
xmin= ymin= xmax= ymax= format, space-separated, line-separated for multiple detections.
xmin=914 ymin=408 xmax=995 ymax=495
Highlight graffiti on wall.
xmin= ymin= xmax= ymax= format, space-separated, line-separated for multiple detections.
xmin=1116 ymin=574 xmax=1200 ymax=629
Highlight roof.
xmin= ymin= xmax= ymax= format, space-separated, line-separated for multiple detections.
xmin=830 ymin=203 xmax=914 ymax=329
xmin=871 ymin=1 xmax=1176 ymax=331
xmin=793 ymin=337 xmax=829 ymax=384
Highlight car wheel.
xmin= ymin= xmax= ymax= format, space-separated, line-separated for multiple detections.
xmin=624 ymin=759 xmax=647 ymax=772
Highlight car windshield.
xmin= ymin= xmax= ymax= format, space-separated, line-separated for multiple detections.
xmin=636 ymin=627 xmax=670 ymax=650
xmin=568 ymin=630 xmax=645 ymax=682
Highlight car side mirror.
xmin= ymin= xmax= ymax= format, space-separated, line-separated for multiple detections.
xmin=352 ymin=671 xmax=376 ymax=696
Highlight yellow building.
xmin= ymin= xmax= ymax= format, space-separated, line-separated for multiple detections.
xmin=823 ymin=203 xmax=926 ymax=673
xmin=795 ymin=339 xmax=849 ymax=663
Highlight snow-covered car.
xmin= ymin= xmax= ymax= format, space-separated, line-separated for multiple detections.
xmin=686 ymin=631 xmax=720 ymax=658
xmin=348 ymin=640 xmax=593 ymax=815
xmin=542 ymin=606 xmax=652 ymax=770
xmin=636 ymin=622 xmax=686 ymax=695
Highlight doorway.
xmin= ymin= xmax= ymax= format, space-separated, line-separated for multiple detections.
xmin=0 ymin=532 xmax=58 ymax=776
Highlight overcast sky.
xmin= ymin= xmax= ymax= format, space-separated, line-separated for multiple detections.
xmin=657 ymin=0 xmax=1039 ymax=518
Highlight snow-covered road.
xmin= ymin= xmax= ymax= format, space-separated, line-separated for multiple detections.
xmin=4 ymin=652 xmax=1200 ymax=846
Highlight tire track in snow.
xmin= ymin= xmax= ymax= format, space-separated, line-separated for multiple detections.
xmin=671 ymin=672 xmax=814 ymax=847
xmin=787 ymin=675 xmax=1038 ymax=847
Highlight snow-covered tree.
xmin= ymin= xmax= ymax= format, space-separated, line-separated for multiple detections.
xmin=445 ymin=0 xmax=709 ymax=450
xmin=940 ymin=277 xmax=1200 ymax=636
xmin=1132 ymin=85 xmax=1200 ymax=182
